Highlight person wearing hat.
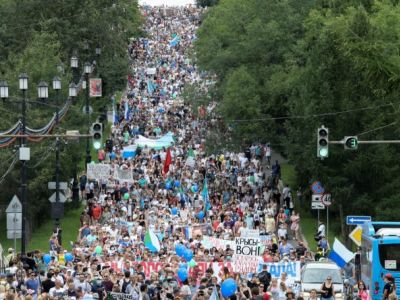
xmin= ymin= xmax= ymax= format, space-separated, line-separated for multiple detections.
xmin=382 ymin=274 xmax=396 ymax=300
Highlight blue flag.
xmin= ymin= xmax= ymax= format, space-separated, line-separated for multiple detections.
xmin=202 ymin=178 xmax=211 ymax=211
xmin=124 ymin=101 xmax=131 ymax=121
xmin=169 ymin=35 xmax=180 ymax=47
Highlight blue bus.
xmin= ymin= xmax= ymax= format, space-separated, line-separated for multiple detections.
xmin=361 ymin=221 xmax=400 ymax=299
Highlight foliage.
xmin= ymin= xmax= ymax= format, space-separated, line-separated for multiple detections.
xmin=196 ymin=0 xmax=219 ymax=7
xmin=0 ymin=0 xmax=142 ymax=242
xmin=195 ymin=0 xmax=400 ymax=238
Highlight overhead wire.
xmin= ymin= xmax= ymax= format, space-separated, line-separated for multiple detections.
xmin=0 ymin=155 xmax=19 ymax=185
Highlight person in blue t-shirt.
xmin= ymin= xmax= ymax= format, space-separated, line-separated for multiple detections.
xmin=25 ymin=271 xmax=40 ymax=299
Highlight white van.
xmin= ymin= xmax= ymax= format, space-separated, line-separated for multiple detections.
xmin=299 ymin=261 xmax=344 ymax=299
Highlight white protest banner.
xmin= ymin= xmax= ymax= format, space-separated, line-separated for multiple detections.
xmin=146 ymin=67 xmax=156 ymax=75
xmin=87 ymin=163 xmax=112 ymax=180
xmin=256 ymin=262 xmax=301 ymax=284
xmin=202 ymin=236 xmax=235 ymax=250
xmin=234 ymin=237 xmax=261 ymax=256
xmin=113 ymin=166 xmax=133 ymax=182
xmin=240 ymin=228 xmax=260 ymax=238
xmin=108 ymin=292 xmax=133 ymax=300
xmin=259 ymin=235 xmax=272 ymax=246
xmin=233 ymin=255 xmax=259 ymax=274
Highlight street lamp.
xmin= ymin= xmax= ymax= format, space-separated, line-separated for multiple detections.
xmin=84 ymin=62 xmax=92 ymax=74
xmin=70 ymin=56 xmax=78 ymax=68
xmin=70 ymin=55 xmax=79 ymax=85
xmin=95 ymin=44 xmax=101 ymax=56
xmin=37 ymin=81 xmax=49 ymax=100
xmin=53 ymin=76 xmax=61 ymax=124
xmin=0 ymin=80 xmax=9 ymax=102
xmin=69 ymin=83 xmax=77 ymax=98
xmin=19 ymin=73 xmax=28 ymax=91
xmin=53 ymin=76 xmax=61 ymax=90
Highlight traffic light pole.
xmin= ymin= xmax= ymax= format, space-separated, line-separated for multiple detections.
xmin=85 ymin=73 xmax=91 ymax=165
xmin=329 ymin=140 xmax=400 ymax=144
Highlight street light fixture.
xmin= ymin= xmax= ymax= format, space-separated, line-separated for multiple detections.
xmin=53 ymin=76 xmax=61 ymax=90
xmin=95 ymin=44 xmax=101 ymax=56
xmin=84 ymin=62 xmax=92 ymax=74
xmin=19 ymin=73 xmax=28 ymax=91
xmin=70 ymin=56 xmax=78 ymax=69
xmin=84 ymin=40 xmax=89 ymax=51
xmin=0 ymin=80 xmax=9 ymax=100
xmin=69 ymin=83 xmax=77 ymax=98
xmin=37 ymin=81 xmax=49 ymax=99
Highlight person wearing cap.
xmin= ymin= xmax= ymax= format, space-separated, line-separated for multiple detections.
xmin=382 ymin=274 xmax=396 ymax=300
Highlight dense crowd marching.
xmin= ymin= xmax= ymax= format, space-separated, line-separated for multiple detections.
xmin=0 ymin=4 xmax=368 ymax=300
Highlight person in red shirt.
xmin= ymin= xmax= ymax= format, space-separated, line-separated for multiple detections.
xmin=92 ymin=203 xmax=102 ymax=223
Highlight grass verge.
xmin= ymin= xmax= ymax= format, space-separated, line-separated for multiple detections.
xmin=0 ymin=204 xmax=82 ymax=253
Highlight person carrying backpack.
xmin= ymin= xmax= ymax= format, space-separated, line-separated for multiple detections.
xmin=258 ymin=264 xmax=272 ymax=292
xmin=382 ymin=274 xmax=397 ymax=300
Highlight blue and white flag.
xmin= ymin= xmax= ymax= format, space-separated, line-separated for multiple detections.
xmin=124 ymin=101 xmax=131 ymax=121
xmin=147 ymin=79 xmax=156 ymax=95
xmin=202 ymin=178 xmax=211 ymax=211
xmin=328 ymin=238 xmax=355 ymax=268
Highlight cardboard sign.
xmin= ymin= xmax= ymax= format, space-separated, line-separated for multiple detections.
xmin=235 ymin=237 xmax=261 ymax=256
xmin=240 ymin=228 xmax=260 ymax=238
xmin=202 ymin=236 xmax=235 ymax=250
xmin=233 ymin=255 xmax=259 ymax=274
xmin=87 ymin=163 xmax=112 ymax=180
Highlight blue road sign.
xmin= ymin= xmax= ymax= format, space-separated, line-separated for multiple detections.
xmin=346 ymin=215 xmax=371 ymax=225
xmin=311 ymin=181 xmax=325 ymax=195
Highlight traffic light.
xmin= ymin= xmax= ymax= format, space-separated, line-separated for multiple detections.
xmin=344 ymin=136 xmax=358 ymax=150
xmin=91 ymin=123 xmax=102 ymax=150
xmin=105 ymin=139 xmax=113 ymax=152
xmin=317 ymin=125 xmax=329 ymax=158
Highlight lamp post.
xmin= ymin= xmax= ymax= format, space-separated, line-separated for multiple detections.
xmin=0 ymin=80 xmax=9 ymax=103
xmin=53 ymin=76 xmax=61 ymax=124
xmin=37 ymin=81 xmax=49 ymax=100
xmin=84 ymin=62 xmax=92 ymax=164
xmin=70 ymin=55 xmax=78 ymax=85
xmin=18 ymin=73 xmax=28 ymax=255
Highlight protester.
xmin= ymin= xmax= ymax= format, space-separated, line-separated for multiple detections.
xmin=0 ymin=4 xmax=314 ymax=300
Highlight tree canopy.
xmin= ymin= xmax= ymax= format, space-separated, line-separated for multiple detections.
xmin=195 ymin=0 xmax=400 ymax=238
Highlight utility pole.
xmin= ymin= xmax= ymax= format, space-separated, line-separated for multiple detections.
xmin=19 ymin=74 xmax=28 ymax=255
xmin=54 ymin=137 xmax=62 ymax=245
xmin=84 ymin=63 xmax=92 ymax=165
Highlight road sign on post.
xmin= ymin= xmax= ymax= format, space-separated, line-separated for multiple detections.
xmin=311 ymin=195 xmax=325 ymax=210
xmin=344 ymin=136 xmax=358 ymax=150
xmin=48 ymin=181 xmax=68 ymax=190
xmin=321 ymin=193 xmax=332 ymax=206
xmin=346 ymin=215 xmax=371 ymax=225
xmin=311 ymin=181 xmax=325 ymax=195
xmin=349 ymin=226 xmax=362 ymax=246
xmin=6 ymin=195 xmax=22 ymax=251
xmin=49 ymin=192 xmax=67 ymax=203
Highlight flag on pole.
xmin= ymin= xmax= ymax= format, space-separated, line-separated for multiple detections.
xmin=124 ymin=101 xmax=131 ymax=121
xmin=328 ymin=238 xmax=355 ymax=268
xmin=163 ymin=148 xmax=172 ymax=176
xmin=147 ymin=79 xmax=156 ymax=95
xmin=202 ymin=178 xmax=211 ymax=211
xmin=186 ymin=148 xmax=195 ymax=168
xmin=144 ymin=229 xmax=161 ymax=252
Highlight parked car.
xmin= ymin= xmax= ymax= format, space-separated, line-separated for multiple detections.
xmin=298 ymin=261 xmax=344 ymax=299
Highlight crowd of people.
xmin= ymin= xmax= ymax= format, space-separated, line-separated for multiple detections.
xmin=0 ymin=4 xmax=372 ymax=300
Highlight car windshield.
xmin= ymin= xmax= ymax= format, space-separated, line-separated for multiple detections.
xmin=303 ymin=268 xmax=342 ymax=284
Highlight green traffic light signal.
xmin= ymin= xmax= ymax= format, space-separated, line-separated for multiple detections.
xmin=317 ymin=126 xmax=329 ymax=158
xmin=91 ymin=123 xmax=102 ymax=150
xmin=344 ymin=136 xmax=358 ymax=150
